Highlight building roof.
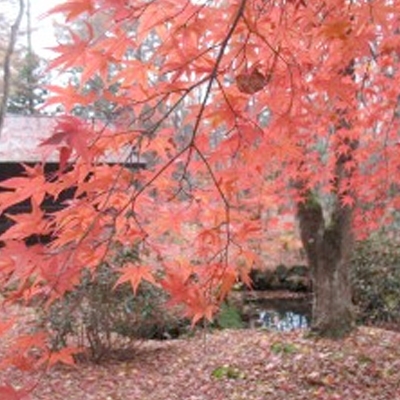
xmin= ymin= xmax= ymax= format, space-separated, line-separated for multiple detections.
xmin=0 ymin=115 xmax=56 ymax=163
xmin=0 ymin=115 xmax=146 ymax=165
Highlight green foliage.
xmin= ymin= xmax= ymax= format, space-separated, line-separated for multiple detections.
xmin=39 ymin=263 xmax=188 ymax=362
xmin=211 ymin=365 xmax=244 ymax=380
xmin=215 ymin=302 xmax=244 ymax=330
xmin=351 ymin=235 xmax=400 ymax=328
xmin=7 ymin=52 xmax=47 ymax=115
xmin=270 ymin=341 xmax=298 ymax=355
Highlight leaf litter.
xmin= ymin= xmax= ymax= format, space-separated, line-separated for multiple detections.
xmin=1 ymin=306 xmax=400 ymax=400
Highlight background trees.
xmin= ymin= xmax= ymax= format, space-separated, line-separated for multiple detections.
xmin=0 ymin=0 xmax=25 ymax=131
xmin=0 ymin=0 xmax=399 ymax=368
xmin=0 ymin=0 xmax=48 ymax=119
xmin=6 ymin=51 xmax=47 ymax=115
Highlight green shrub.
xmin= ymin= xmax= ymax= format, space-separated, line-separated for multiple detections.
xmin=270 ymin=341 xmax=298 ymax=355
xmin=38 ymin=263 xmax=188 ymax=362
xmin=215 ymin=302 xmax=244 ymax=330
xmin=211 ymin=365 xmax=244 ymax=380
xmin=351 ymin=235 xmax=400 ymax=328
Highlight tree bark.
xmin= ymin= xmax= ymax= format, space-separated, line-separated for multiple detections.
xmin=297 ymin=193 xmax=355 ymax=338
xmin=297 ymin=127 xmax=358 ymax=338
xmin=296 ymin=56 xmax=357 ymax=338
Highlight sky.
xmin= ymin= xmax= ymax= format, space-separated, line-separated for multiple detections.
xmin=29 ymin=0 xmax=61 ymax=58
xmin=2 ymin=0 xmax=61 ymax=59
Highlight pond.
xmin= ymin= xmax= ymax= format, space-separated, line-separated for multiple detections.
xmin=241 ymin=292 xmax=312 ymax=331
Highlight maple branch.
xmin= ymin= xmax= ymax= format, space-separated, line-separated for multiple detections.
xmin=215 ymin=77 xmax=265 ymax=145
xmin=120 ymin=0 xmax=248 ymax=227
xmin=241 ymin=12 xmax=294 ymax=96
xmin=176 ymin=0 xmax=249 ymax=266
xmin=192 ymin=141 xmax=231 ymax=217
xmin=188 ymin=0 xmax=248 ymax=144
xmin=0 ymin=0 xmax=25 ymax=136
xmin=42 ymin=2 xmax=250 ymax=267
xmin=175 ymin=0 xmax=248 ymax=194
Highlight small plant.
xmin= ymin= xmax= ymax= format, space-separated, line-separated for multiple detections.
xmin=270 ymin=341 xmax=297 ymax=355
xmin=211 ymin=365 xmax=244 ymax=380
xmin=38 ymin=262 xmax=188 ymax=362
xmin=215 ymin=302 xmax=244 ymax=330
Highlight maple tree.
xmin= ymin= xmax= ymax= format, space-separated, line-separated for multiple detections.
xmin=0 ymin=0 xmax=399 ymax=385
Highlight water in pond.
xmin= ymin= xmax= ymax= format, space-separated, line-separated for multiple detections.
xmin=256 ymin=309 xmax=309 ymax=331
xmin=244 ymin=295 xmax=312 ymax=331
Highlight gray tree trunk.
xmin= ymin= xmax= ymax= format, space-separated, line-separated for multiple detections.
xmin=297 ymin=195 xmax=354 ymax=338
xmin=297 ymin=58 xmax=357 ymax=338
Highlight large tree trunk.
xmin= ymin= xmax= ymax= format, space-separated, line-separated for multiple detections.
xmin=297 ymin=57 xmax=357 ymax=338
xmin=297 ymin=193 xmax=355 ymax=338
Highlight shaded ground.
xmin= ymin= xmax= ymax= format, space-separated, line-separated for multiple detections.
xmin=2 ymin=324 xmax=400 ymax=400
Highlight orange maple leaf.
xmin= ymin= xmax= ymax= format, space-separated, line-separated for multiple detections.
xmin=161 ymin=265 xmax=193 ymax=305
xmin=45 ymin=84 xmax=96 ymax=113
xmin=46 ymin=0 xmax=95 ymax=22
xmin=47 ymin=28 xmax=90 ymax=71
xmin=40 ymin=115 xmax=93 ymax=162
xmin=1 ymin=200 xmax=47 ymax=241
xmin=0 ymin=319 xmax=15 ymax=337
xmin=0 ymin=383 xmax=30 ymax=400
xmin=185 ymin=289 xmax=216 ymax=325
xmin=46 ymin=347 xmax=82 ymax=368
xmin=0 ymin=164 xmax=46 ymax=213
xmin=114 ymin=263 xmax=157 ymax=294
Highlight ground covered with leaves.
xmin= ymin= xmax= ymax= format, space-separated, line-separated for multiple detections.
xmin=2 ymin=323 xmax=400 ymax=400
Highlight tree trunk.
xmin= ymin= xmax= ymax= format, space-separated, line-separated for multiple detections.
xmin=296 ymin=58 xmax=357 ymax=338
xmin=297 ymin=194 xmax=355 ymax=338
xmin=0 ymin=0 xmax=25 ymax=135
